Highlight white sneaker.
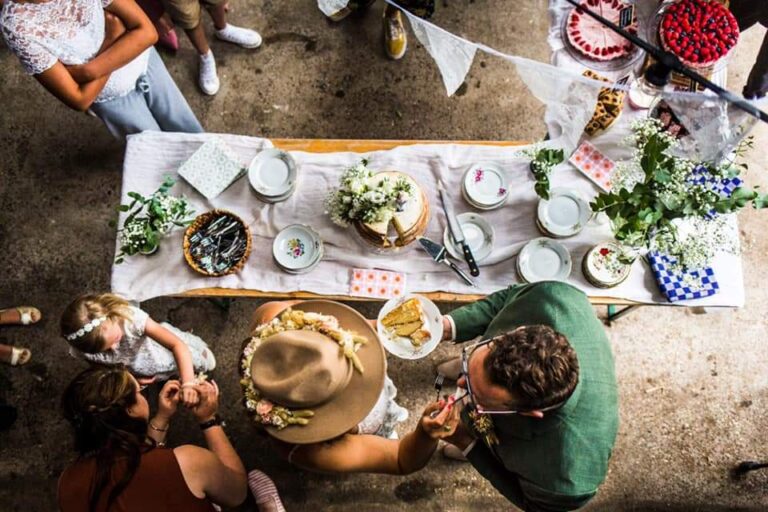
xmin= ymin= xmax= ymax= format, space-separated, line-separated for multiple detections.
xmin=198 ymin=50 xmax=220 ymax=95
xmin=215 ymin=23 xmax=262 ymax=49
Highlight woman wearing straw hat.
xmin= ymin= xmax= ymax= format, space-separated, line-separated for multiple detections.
xmin=241 ymin=299 xmax=456 ymax=474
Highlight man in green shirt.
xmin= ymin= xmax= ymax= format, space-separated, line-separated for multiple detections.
xmin=433 ymin=281 xmax=619 ymax=511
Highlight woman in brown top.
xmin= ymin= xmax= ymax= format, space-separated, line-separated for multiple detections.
xmin=58 ymin=366 xmax=252 ymax=511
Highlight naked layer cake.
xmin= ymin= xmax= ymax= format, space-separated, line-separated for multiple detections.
xmin=353 ymin=171 xmax=429 ymax=250
xmin=659 ymin=0 xmax=739 ymax=69
xmin=566 ymin=0 xmax=637 ymax=62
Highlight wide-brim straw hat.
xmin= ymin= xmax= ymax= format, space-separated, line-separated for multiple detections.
xmin=248 ymin=300 xmax=385 ymax=444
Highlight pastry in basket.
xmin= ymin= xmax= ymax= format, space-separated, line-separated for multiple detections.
xmin=380 ymin=298 xmax=430 ymax=347
xmin=583 ymin=70 xmax=626 ymax=136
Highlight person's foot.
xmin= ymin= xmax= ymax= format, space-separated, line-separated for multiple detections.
xmin=0 ymin=404 xmax=17 ymax=431
xmin=248 ymin=470 xmax=286 ymax=512
xmin=434 ymin=356 xmax=461 ymax=381
xmin=383 ymin=8 xmax=407 ymax=60
xmin=0 ymin=306 xmax=41 ymax=326
xmin=198 ymin=50 xmax=220 ymax=95
xmin=0 ymin=343 xmax=31 ymax=366
xmin=215 ymin=23 xmax=262 ymax=49
xmin=441 ymin=442 xmax=469 ymax=462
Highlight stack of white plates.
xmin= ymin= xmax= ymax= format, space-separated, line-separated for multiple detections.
xmin=536 ymin=188 xmax=593 ymax=238
xmin=248 ymin=149 xmax=298 ymax=203
xmin=442 ymin=213 xmax=495 ymax=263
xmin=462 ymin=163 xmax=510 ymax=210
xmin=517 ymin=238 xmax=572 ymax=283
xmin=272 ymin=224 xmax=323 ymax=274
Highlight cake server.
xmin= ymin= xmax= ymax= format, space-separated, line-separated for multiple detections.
xmin=438 ymin=183 xmax=480 ymax=277
xmin=418 ymin=236 xmax=475 ymax=287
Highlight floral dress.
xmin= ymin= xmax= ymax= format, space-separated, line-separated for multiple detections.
xmin=72 ymin=306 xmax=216 ymax=379
xmin=356 ymin=376 xmax=409 ymax=439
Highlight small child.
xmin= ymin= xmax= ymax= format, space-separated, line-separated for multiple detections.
xmin=61 ymin=293 xmax=216 ymax=406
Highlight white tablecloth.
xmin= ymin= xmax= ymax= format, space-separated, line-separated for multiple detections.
xmin=111 ymin=131 xmax=744 ymax=307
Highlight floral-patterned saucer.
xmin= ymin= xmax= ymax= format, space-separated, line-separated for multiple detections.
xmin=537 ymin=188 xmax=592 ymax=238
xmin=517 ymin=238 xmax=572 ymax=283
xmin=462 ymin=163 xmax=509 ymax=210
xmin=272 ymin=224 xmax=323 ymax=273
xmin=582 ymin=242 xmax=632 ymax=288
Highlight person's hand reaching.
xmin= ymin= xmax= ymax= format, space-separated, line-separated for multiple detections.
xmin=156 ymin=380 xmax=181 ymax=422
xmin=191 ymin=380 xmax=220 ymax=423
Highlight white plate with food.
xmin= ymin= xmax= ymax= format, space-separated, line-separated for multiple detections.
xmin=377 ymin=294 xmax=443 ymax=360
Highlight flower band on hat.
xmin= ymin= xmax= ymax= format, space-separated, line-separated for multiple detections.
xmin=65 ymin=317 xmax=107 ymax=341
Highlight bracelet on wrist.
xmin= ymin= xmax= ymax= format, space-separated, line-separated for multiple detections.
xmin=149 ymin=421 xmax=169 ymax=432
xmin=181 ymin=382 xmax=196 ymax=389
xmin=199 ymin=414 xmax=225 ymax=431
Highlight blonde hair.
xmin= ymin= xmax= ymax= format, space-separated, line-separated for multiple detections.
xmin=61 ymin=293 xmax=134 ymax=353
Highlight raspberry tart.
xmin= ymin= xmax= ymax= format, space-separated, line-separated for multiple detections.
xmin=566 ymin=0 xmax=638 ymax=62
xmin=659 ymin=0 xmax=739 ymax=69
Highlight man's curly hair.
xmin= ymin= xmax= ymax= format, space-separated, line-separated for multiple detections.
xmin=484 ymin=325 xmax=579 ymax=411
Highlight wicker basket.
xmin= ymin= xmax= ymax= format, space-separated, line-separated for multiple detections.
xmin=183 ymin=209 xmax=252 ymax=277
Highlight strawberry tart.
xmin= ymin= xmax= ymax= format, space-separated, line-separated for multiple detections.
xmin=659 ymin=0 xmax=739 ymax=69
xmin=566 ymin=0 xmax=637 ymax=62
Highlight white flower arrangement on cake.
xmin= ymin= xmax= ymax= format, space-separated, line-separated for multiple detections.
xmin=326 ymin=159 xmax=413 ymax=227
xmin=240 ymin=308 xmax=368 ymax=429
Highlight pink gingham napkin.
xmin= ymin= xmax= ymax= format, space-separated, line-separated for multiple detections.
xmin=569 ymin=141 xmax=616 ymax=192
xmin=349 ymin=269 xmax=406 ymax=299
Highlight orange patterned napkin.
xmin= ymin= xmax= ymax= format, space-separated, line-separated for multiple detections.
xmin=569 ymin=141 xmax=616 ymax=192
xmin=349 ymin=269 xmax=406 ymax=299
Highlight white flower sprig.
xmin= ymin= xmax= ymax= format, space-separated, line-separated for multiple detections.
xmin=325 ymin=159 xmax=413 ymax=227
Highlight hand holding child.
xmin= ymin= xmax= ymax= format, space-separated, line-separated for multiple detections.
xmin=157 ymin=380 xmax=181 ymax=421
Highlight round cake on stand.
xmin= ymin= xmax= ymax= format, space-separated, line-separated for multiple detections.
xmin=353 ymin=171 xmax=430 ymax=252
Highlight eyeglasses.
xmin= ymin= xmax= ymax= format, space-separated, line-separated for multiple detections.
xmin=460 ymin=337 xmax=521 ymax=415
xmin=460 ymin=336 xmax=567 ymax=416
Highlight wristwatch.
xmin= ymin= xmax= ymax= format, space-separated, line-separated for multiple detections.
xmin=199 ymin=414 xmax=225 ymax=431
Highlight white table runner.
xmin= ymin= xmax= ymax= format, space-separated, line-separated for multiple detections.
xmin=111 ymin=131 xmax=743 ymax=307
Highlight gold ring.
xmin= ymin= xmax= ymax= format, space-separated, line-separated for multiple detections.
xmin=443 ymin=425 xmax=451 ymax=431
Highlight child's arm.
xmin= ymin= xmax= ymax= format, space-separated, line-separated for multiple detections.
xmin=143 ymin=318 xmax=199 ymax=406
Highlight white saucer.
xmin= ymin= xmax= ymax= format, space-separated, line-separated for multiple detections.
xmin=537 ymin=188 xmax=592 ymax=238
xmin=462 ymin=163 xmax=509 ymax=209
xmin=249 ymin=149 xmax=298 ymax=199
xmin=272 ymin=224 xmax=323 ymax=272
xmin=443 ymin=213 xmax=494 ymax=263
xmin=517 ymin=238 xmax=572 ymax=283
xmin=377 ymin=294 xmax=443 ymax=360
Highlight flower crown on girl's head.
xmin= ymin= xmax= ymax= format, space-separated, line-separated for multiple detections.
xmin=65 ymin=317 xmax=107 ymax=342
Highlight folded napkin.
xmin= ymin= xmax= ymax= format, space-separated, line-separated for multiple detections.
xmin=647 ymin=252 xmax=719 ymax=302
xmin=178 ymin=140 xmax=246 ymax=199
xmin=569 ymin=141 xmax=616 ymax=192
xmin=688 ymin=165 xmax=743 ymax=219
xmin=349 ymin=269 xmax=406 ymax=299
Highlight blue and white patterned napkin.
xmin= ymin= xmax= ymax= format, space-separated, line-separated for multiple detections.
xmin=688 ymin=165 xmax=743 ymax=219
xmin=178 ymin=140 xmax=246 ymax=200
xmin=648 ymin=252 xmax=719 ymax=302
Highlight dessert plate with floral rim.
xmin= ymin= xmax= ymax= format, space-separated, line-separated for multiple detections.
xmin=537 ymin=188 xmax=593 ymax=238
xmin=249 ymin=149 xmax=298 ymax=199
xmin=517 ymin=238 xmax=572 ymax=283
xmin=462 ymin=163 xmax=509 ymax=209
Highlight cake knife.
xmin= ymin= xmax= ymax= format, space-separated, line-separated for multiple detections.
xmin=418 ymin=236 xmax=475 ymax=287
xmin=438 ymin=183 xmax=480 ymax=277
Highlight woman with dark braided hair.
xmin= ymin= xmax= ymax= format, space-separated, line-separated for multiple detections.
xmin=57 ymin=366 xmax=285 ymax=511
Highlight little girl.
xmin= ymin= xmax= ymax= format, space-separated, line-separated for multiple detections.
xmin=61 ymin=293 xmax=216 ymax=406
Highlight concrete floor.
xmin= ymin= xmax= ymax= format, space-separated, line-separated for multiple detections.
xmin=1 ymin=1 xmax=768 ymax=510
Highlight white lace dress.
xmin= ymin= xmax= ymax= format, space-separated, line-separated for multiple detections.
xmin=0 ymin=0 xmax=150 ymax=103
xmin=356 ymin=376 xmax=409 ymax=439
xmin=70 ymin=306 xmax=216 ymax=379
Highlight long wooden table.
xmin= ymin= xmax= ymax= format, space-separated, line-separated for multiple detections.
xmin=177 ymin=139 xmax=638 ymax=307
